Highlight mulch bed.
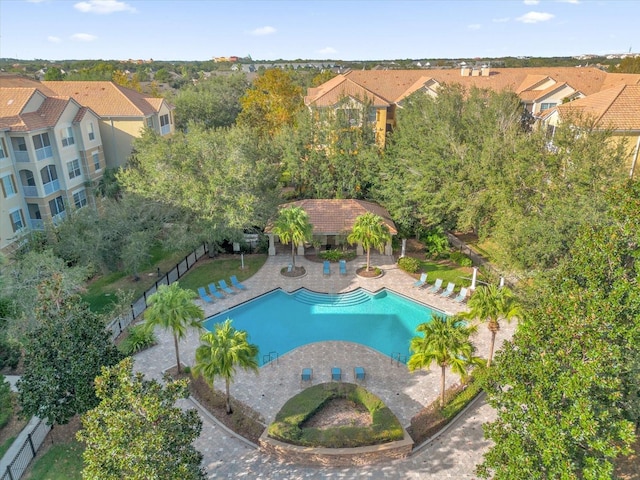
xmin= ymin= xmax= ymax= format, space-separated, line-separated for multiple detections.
xmin=280 ymin=266 xmax=306 ymax=278
xmin=302 ymin=398 xmax=372 ymax=429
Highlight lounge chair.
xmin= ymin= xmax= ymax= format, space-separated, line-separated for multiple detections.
xmin=301 ymin=368 xmax=313 ymax=382
xmin=230 ymin=275 xmax=247 ymax=290
xmin=218 ymin=280 xmax=235 ymax=295
xmin=331 ymin=367 xmax=342 ymax=381
xmin=413 ymin=273 xmax=428 ymax=288
xmin=339 ymin=259 xmax=347 ymax=275
xmin=208 ymin=283 xmax=224 ymax=299
xmin=453 ymin=287 xmax=469 ymax=303
xmin=323 ymin=260 xmax=331 ymax=276
xmin=354 ymin=366 xmax=365 ymax=381
xmin=440 ymin=282 xmax=455 ymax=298
xmin=197 ymin=287 xmax=214 ymax=303
xmin=427 ymin=278 xmax=443 ymax=294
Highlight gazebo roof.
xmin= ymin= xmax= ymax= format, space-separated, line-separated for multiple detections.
xmin=266 ymin=199 xmax=397 ymax=235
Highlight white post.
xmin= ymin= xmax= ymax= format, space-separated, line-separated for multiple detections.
xmin=400 ymin=238 xmax=406 ymax=258
xmin=499 ymin=276 xmax=505 ymax=288
xmin=471 ymin=267 xmax=478 ymax=290
xmin=241 ymin=253 xmax=245 ymax=270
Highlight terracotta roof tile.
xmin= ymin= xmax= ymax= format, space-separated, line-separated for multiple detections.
xmin=515 ymin=75 xmax=551 ymax=94
xmin=305 ymin=76 xmax=389 ymax=107
xmin=0 ymin=87 xmax=39 ymax=116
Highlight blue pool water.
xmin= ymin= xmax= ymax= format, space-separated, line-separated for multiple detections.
xmin=203 ymin=288 xmax=443 ymax=362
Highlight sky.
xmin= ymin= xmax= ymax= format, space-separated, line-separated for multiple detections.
xmin=1 ymin=0 xmax=638 ymax=62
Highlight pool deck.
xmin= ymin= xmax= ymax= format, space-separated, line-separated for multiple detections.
xmin=134 ymin=254 xmax=516 ymax=478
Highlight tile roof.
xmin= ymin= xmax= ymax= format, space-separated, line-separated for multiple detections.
xmin=305 ymin=76 xmax=389 ymax=107
xmin=0 ymin=87 xmax=40 ymax=116
xmin=515 ymin=75 xmax=551 ymax=94
xmin=268 ymin=199 xmax=397 ymax=235
xmin=0 ymin=87 xmax=76 ymax=131
xmin=41 ymin=81 xmax=166 ymax=117
xmin=556 ymin=84 xmax=640 ymax=130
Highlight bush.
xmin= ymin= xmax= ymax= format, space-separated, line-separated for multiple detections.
xmin=0 ymin=337 xmax=21 ymax=371
xmin=268 ymin=382 xmax=403 ymax=448
xmin=0 ymin=377 xmax=12 ymax=429
xmin=421 ymin=227 xmax=449 ymax=258
xmin=397 ymin=256 xmax=420 ymax=273
xmin=118 ymin=324 xmax=156 ymax=355
xmin=318 ymin=250 xmax=356 ymax=262
xmin=449 ymin=251 xmax=473 ymax=267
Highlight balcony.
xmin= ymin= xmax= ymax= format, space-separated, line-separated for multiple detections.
xmin=161 ymin=124 xmax=171 ymax=135
xmin=14 ymin=151 xmax=30 ymax=163
xmin=52 ymin=211 xmax=67 ymax=225
xmin=22 ymin=185 xmax=38 ymax=197
xmin=43 ymin=179 xmax=60 ymax=195
xmin=35 ymin=146 xmax=53 ymax=161
xmin=29 ymin=219 xmax=44 ymax=230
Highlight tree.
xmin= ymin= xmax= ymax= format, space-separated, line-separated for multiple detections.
xmin=237 ymin=69 xmax=303 ymax=137
xmin=408 ymin=314 xmax=481 ymax=405
xmin=610 ymin=56 xmax=640 ymax=73
xmin=193 ymin=319 xmax=258 ymax=414
xmin=477 ymin=180 xmax=640 ymax=479
xmin=144 ymin=282 xmax=204 ymax=374
xmin=270 ymin=206 xmax=313 ymax=268
xmin=463 ymin=284 xmax=520 ymax=367
xmin=17 ymin=275 xmax=123 ymax=426
xmin=44 ymin=67 xmax=64 ymax=81
xmin=347 ymin=212 xmax=391 ymax=271
xmin=78 ymin=357 xmax=205 ymax=480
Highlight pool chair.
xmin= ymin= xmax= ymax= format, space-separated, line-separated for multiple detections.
xmin=354 ymin=366 xmax=366 ymax=381
xmin=427 ymin=278 xmax=443 ymax=294
xmin=230 ymin=275 xmax=247 ymax=290
xmin=440 ymin=282 xmax=456 ymax=298
xmin=413 ymin=273 xmax=428 ymax=288
xmin=197 ymin=287 xmax=214 ymax=303
xmin=323 ymin=260 xmax=331 ymax=276
xmin=208 ymin=283 xmax=224 ymax=299
xmin=218 ymin=279 xmax=235 ymax=295
xmin=301 ymin=368 xmax=313 ymax=382
xmin=454 ymin=287 xmax=469 ymax=303
xmin=331 ymin=367 xmax=342 ymax=381
xmin=339 ymin=259 xmax=347 ymax=275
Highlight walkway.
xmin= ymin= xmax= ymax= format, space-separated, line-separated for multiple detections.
xmin=133 ymin=254 xmax=516 ymax=478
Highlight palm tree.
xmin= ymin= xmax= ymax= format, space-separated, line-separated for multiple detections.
xmin=271 ymin=206 xmax=313 ymax=268
xmin=193 ymin=319 xmax=258 ymax=414
xmin=408 ymin=314 xmax=482 ymax=405
xmin=144 ymin=282 xmax=204 ymax=374
xmin=347 ymin=212 xmax=391 ymax=271
xmin=463 ymin=284 xmax=520 ymax=367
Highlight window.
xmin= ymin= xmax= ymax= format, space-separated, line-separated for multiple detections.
xmin=49 ymin=196 xmax=65 ymax=216
xmin=33 ymin=133 xmax=52 ymax=160
xmin=92 ymin=152 xmax=101 ymax=172
xmin=67 ymin=159 xmax=81 ymax=179
xmin=160 ymin=114 xmax=170 ymax=127
xmin=61 ymin=127 xmax=75 ymax=147
xmin=73 ymin=189 xmax=88 ymax=209
xmin=88 ymin=122 xmax=95 ymax=141
xmin=146 ymin=117 xmax=154 ymax=128
xmin=10 ymin=209 xmax=25 ymax=232
xmin=0 ymin=138 xmax=7 ymax=158
xmin=540 ymin=102 xmax=557 ymax=111
xmin=1 ymin=175 xmax=17 ymax=198
xmin=40 ymin=164 xmax=58 ymax=184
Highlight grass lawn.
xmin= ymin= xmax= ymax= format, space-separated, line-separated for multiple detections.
xmin=0 ymin=436 xmax=15 ymax=457
xmin=82 ymin=246 xmax=196 ymax=313
xmin=419 ymin=260 xmax=480 ymax=292
xmin=176 ymin=254 xmax=268 ymax=292
xmin=24 ymin=440 xmax=84 ymax=480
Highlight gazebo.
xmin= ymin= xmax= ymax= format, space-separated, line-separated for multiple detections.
xmin=265 ymin=199 xmax=397 ymax=257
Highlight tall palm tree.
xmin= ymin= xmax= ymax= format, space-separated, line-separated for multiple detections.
xmin=144 ymin=282 xmax=204 ymax=374
xmin=463 ymin=284 xmax=520 ymax=367
xmin=347 ymin=212 xmax=391 ymax=271
xmin=271 ymin=206 xmax=313 ymax=268
xmin=408 ymin=314 xmax=482 ymax=405
xmin=193 ymin=319 xmax=258 ymax=414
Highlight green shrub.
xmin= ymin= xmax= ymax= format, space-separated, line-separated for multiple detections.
xmin=449 ymin=251 xmax=473 ymax=267
xmin=397 ymin=256 xmax=420 ymax=273
xmin=422 ymin=227 xmax=449 ymax=258
xmin=0 ymin=377 xmax=12 ymax=429
xmin=319 ymin=250 xmax=356 ymax=262
xmin=268 ymin=383 xmax=403 ymax=448
xmin=0 ymin=337 xmax=21 ymax=371
xmin=119 ymin=324 xmax=156 ymax=355
xmin=442 ymin=367 xmax=488 ymax=419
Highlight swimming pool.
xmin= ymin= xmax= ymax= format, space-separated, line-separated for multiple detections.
xmin=203 ymin=288 xmax=444 ymax=363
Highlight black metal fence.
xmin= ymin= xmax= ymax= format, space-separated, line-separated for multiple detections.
xmin=1 ymin=418 xmax=51 ymax=480
xmin=106 ymin=242 xmax=209 ymax=339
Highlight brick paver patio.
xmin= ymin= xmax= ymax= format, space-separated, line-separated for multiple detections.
xmin=134 ymin=253 xmax=515 ymax=478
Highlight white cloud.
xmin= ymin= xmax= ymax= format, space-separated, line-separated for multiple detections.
xmin=318 ymin=47 xmax=337 ymax=55
xmin=516 ymin=11 xmax=555 ymax=23
xmin=557 ymin=0 xmax=580 ymax=3
xmin=468 ymin=23 xmax=481 ymax=30
xmin=74 ymin=0 xmax=136 ymax=14
xmin=523 ymin=0 xmax=539 ymax=4
xmin=250 ymin=26 xmax=276 ymax=36
xmin=492 ymin=17 xmax=510 ymax=23
xmin=70 ymin=33 xmax=98 ymax=42
xmin=47 ymin=36 xmax=62 ymax=43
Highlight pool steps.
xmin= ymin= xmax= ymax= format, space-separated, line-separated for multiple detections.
xmin=292 ymin=289 xmax=371 ymax=307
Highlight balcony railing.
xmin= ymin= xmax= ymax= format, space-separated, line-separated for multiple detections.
xmin=35 ymin=146 xmax=53 ymax=161
xmin=22 ymin=185 xmax=38 ymax=197
xmin=52 ymin=211 xmax=67 ymax=225
xmin=43 ymin=179 xmax=60 ymax=195
xmin=14 ymin=151 xmax=30 ymax=162
xmin=161 ymin=124 xmax=171 ymax=135
xmin=29 ymin=219 xmax=44 ymax=230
